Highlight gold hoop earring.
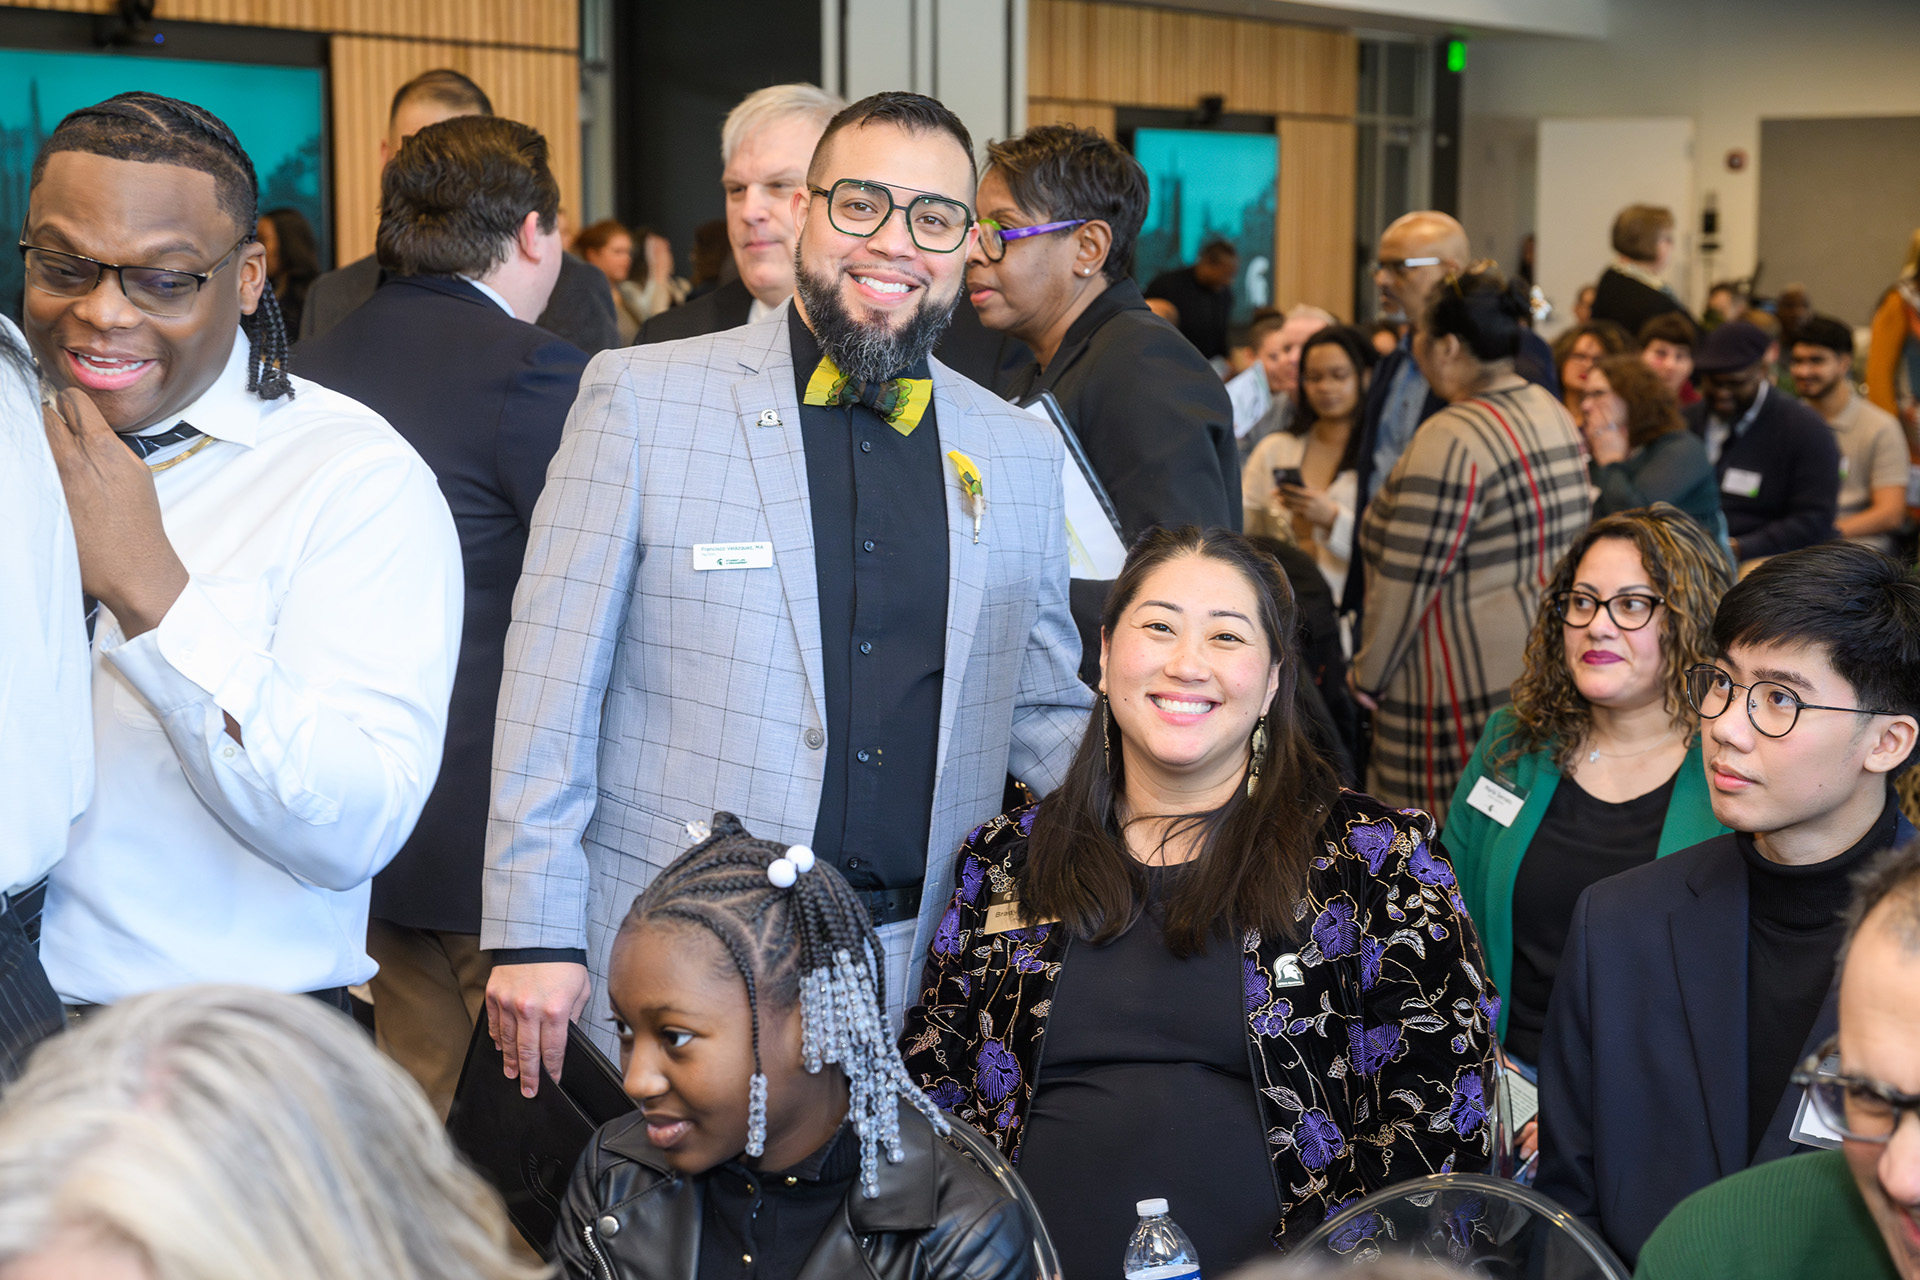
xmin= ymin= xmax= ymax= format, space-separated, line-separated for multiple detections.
xmin=1247 ymin=717 xmax=1268 ymax=797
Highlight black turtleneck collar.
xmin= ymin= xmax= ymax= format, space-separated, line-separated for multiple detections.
xmin=1738 ymin=797 xmax=1895 ymax=933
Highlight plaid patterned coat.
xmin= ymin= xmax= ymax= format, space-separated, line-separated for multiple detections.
xmin=1353 ymin=383 xmax=1589 ymax=823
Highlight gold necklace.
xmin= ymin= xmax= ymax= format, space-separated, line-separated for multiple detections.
xmin=146 ymin=435 xmax=215 ymax=473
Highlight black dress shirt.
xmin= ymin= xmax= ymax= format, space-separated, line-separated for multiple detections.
xmin=1143 ymin=266 xmax=1233 ymax=360
xmin=790 ymin=309 xmax=948 ymax=892
xmin=699 ymin=1122 xmax=859 ymax=1280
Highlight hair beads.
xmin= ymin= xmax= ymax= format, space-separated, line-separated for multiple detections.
xmin=625 ymin=815 xmax=948 ymax=1196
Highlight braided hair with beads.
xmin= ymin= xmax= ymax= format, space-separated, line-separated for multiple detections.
xmin=29 ymin=92 xmax=295 ymax=402
xmin=624 ymin=813 xmax=948 ymax=1197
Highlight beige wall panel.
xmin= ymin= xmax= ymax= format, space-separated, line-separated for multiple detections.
xmin=1025 ymin=98 xmax=1119 ymax=139
xmin=25 ymin=0 xmax=574 ymax=47
xmin=1276 ymin=117 xmax=1356 ymax=319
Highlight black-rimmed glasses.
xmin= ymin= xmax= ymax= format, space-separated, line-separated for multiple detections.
xmin=977 ymin=217 xmax=1088 ymax=262
xmin=1551 ymin=589 xmax=1664 ymax=631
xmin=807 ymin=179 xmax=972 ymax=253
xmin=1685 ymin=664 xmax=1902 ymax=738
xmin=1792 ymin=1037 xmax=1920 ymax=1143
xmin=18 ymin=234 xmax=251 ymax=318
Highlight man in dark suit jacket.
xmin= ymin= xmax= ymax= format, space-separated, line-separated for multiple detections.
xmin=293 ymin=115 xmax=587 ymax=1118
xmin=1536 ymin=545 xmax=1920 ymax=1267
xmin=299 ymin=67 xmax=618 ymax=355
xmin=1590 ymin=204 xmax=1693 ymax=340
xmin=1685 ymin=320 xmax=1840 ymax=565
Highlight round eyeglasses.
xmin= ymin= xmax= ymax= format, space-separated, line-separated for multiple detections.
xmin=1792 ymin=1039 xmax=1920 ymax=1144
xmin=18 ymin=234 xmax=250 ymax=318
xmin=1551 ymin=589 xmax=1663 ymax=631
xmin=976 ymin=217 xmax=1088 ymax=262
xmin=807 ymin=179 xmax=972 ymax=254
xmin=1684 ymin=664 xmax=1901 ymax=738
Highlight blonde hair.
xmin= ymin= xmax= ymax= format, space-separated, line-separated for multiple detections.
xmin=0 ymin=986 xmax=545 ymax=1280
xmin=719 ymin=83 xmax=844 ymax=165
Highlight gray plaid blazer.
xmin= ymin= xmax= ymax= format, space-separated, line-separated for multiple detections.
xmin=482 ymin=306 xmax=1092 ymax=1042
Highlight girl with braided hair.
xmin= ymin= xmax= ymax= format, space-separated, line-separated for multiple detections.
xmin=552 ymin=815 xmax=1038 ymax=1280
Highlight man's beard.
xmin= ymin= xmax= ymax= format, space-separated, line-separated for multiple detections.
xmin=793 ymin=249 xmax=959 ymax=386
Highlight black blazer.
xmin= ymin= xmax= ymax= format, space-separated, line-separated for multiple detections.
xmin=1002 ymin=279 xmax=1238 ymax=677
xmin=635 ymin=277 xmax=754 ymax=344
xmin=294 ymin=275 xmax=588 ymax=933
xmin=1534 ymin=816 xmax=1913 ymax=1266
xmin=1684 ymin=389 xmax=1840 ymax=559
xmin=1590 ymin=266 xmax=1693 ymax=341
xmin=302 ymin=252 xmax=620 ymax=355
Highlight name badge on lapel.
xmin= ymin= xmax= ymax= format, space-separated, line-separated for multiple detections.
xmin=756 ymin=409 xmax=782 ymax=428
xmin=692 ymin=542 xmax=774 ymax=571
xmin=1466 ymin=775 xmax=1525 ymax=828
xmin=983 ymin=884 xmax=1060 ymax=935
xmin=1722 ymin=467 xmax=1764 ymax=499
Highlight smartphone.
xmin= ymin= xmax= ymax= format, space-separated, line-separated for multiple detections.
xmin=1272 ymin=467 xmax=1304 ymax=490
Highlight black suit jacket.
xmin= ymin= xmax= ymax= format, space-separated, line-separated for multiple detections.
xmin=301 ymin=252 xmax=620 ymax=355
xmin=1002 ymin=279 xmax=1239 ymax=680
xmin=293 ymin=275 xmax=588 ymax=932
xmin=635 ymin=277 xmax=754 ymax=344
xmin=1534 ymin=815 xmax=1914 ymax=1267
xmin=1590 ymin=266 xmax=1693 ymax=341
xmin=1685 ymin=388 xmax=1840 ymax=559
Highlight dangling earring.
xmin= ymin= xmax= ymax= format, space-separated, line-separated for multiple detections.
xmin=745 ymin=1064 xmax=770 ymax=1157
xmin=1247 ymin=716 xmax=1268 ymax=797
xmin=1101 ymin=693 xmax=1114 ymax=775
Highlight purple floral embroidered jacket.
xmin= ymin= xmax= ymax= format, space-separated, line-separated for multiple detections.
xmin=900 ymin=793 xmax=1499 ymax=1250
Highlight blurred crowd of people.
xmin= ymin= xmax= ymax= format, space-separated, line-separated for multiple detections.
xmin=3 ymin=62 xmax=1919 ymax=1280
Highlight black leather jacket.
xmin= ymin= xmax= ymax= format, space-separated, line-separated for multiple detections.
xmin=553 ymin=1104 xmax=1038 ymax=1280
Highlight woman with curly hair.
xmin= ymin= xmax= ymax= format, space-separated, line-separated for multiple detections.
xmin=1439 ymin=505 xmax=1733 ymax=1076
xmin=1579 ymin=353 xmax=1723 ymax=541
xmin=903 ymin=526 xmax=1497 ymax=1277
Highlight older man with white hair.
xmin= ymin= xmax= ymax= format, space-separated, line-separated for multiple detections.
xmin=638 ymin=82 xmax=844 ymax=343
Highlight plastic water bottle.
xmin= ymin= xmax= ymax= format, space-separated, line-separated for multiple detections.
xmin=1123 ymin=1198 xmax=1201 ymax=1279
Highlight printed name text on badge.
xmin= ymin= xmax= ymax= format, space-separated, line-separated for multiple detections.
xmin=693 ymin=542 xmax=775 ymax=571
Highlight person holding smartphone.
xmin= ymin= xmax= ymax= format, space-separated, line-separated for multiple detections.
xmin=1242 ymin=325 xmax=1376 ymax=617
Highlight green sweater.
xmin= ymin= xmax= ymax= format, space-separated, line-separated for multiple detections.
xmin=1439 ymin=706 xmax=1727 ymax=1042
xmin=1634 ymin=1148 xmax=1899 ymax=1279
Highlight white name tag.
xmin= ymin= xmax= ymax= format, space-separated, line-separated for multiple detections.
xmin=692 ymin=542 xmax=774 ymax=571
xmin=1722 ymin=467 xmax=1764 ymax=499
xmin=1466 ymin=775 xmax=1525 ymax=828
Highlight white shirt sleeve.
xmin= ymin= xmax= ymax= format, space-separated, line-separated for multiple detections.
xmin=101 ymin=447 xmax=462 ymax=893
xmin=0 ymin=319 xmax=92 ymax=892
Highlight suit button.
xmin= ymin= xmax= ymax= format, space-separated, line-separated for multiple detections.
xmin=597 ymin=1215 xmax=620 ymax=1237
xmin=804 ymin=728 xmax=825 ymax=749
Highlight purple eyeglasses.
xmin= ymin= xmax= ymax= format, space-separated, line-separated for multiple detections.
xmin=977 ymin=217 xmax=1089 ymax=262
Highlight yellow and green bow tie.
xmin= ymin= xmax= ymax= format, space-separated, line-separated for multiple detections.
xmin=803 ymin=355 xmax=932 ymax=435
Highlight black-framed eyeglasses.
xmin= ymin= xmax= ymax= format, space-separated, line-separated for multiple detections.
xmin=1792 ymin=1037 xmax=1920 ymax=1144
xmin=17 ymin=233 xmax=251 ymax=318
xmin=1685 ymin=664 xmax=1902 ymax=738
xmin=976 ymin=217 xmax=1088 ymax=262
xmin=807 ymin=179 xmax=972 ymax=253
xmin=1551 ymin=589 xmax=1664 ymax=631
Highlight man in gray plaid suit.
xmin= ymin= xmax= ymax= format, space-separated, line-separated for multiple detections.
xmin=482 ymin=91 xmax=1092 ymax=1092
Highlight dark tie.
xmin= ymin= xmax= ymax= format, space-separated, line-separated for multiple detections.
xmin=83 ymin=422 xmax=204 ymax=639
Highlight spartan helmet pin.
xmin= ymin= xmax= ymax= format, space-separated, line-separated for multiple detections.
xmin=757 ymin=409 xmax=782 ymax=428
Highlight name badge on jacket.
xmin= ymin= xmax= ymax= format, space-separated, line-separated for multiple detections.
xmin=1722 ymin=467 xmax=1764 ymax=499
xmin=1465 ymin=775 xmax=1525 ymax=828
xmin=693 ymin=542 xmax=774 ymax=571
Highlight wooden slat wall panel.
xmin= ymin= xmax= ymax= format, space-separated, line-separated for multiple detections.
xmin=1276 ymin=117 xmax=1356 ymax=318
xmin=14 ymin=0 xmax=578 ymax=266
xmin=25 ymin=0 xmax=574 ymax=48
xmin=1030 ymin=0 xmax=1357 ymax=320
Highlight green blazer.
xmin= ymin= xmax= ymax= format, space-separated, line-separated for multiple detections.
xmin=1440 ymin=705 xmax=1727 ymax=1042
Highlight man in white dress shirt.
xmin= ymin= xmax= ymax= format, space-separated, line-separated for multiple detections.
xmin=0 ymin=315 xmax=90 ymax=1071
xmin=23 ymin=92 xmax=462 ymax=1009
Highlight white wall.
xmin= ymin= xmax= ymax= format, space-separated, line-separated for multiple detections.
xmin=1462 ymin=0 xmax=1920 ymax=316
xmin=824 ymin=0 xmax=1027 ymax=167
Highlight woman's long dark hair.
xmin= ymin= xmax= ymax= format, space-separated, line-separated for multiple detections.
xmin=1284 ymin=324 xmax=1378 ymax=473
xmin=1021 ymin=526 xmax=1341 ymax=956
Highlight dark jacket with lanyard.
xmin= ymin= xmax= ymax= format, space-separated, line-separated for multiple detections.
xmin=553 ymin=1103 xmax=1035 ymax=1280
xmin=900 ymin=794 xmax=1499 ymax=1249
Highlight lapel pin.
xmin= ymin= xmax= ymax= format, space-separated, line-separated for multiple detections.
xmin=757 ymin=409 xmax=782 ymax=428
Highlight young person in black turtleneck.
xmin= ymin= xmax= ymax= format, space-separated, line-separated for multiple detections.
xmin=1535 ymin=542 xmax=1920 ymax=1268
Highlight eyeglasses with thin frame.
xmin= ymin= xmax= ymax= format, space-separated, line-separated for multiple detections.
xmin=1372 ymin=256 xmax=1442 ymax=276
xmin=807 ymin=179 xmax=973 ymax=253
xmin=1685 ymin=663 xmax=1902 ymax=738
xmin=976 ymin=217 xmax=1088 ymax=262
xmin=17 ymin=233 xmax=251 ymax=318
xmin=1792 ymin=1037 xmax=1920 ymax=1144
xmin=1551 ymin=589 xmax=1664 ymax=631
